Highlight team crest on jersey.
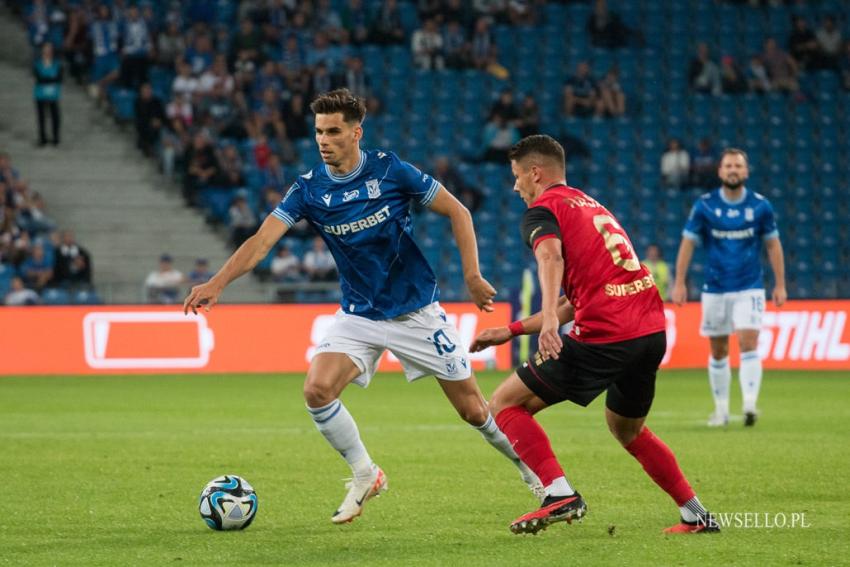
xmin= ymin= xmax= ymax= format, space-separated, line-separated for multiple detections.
xmin=745 ymin=207 xmax=754 ymax=221
xmin=321 ymin=194 xmax=332 ymax=206
xmin=366 ymin=179 xmax=381 ymax=199
xmin=343 ymin=189 xmax=359 ymax=202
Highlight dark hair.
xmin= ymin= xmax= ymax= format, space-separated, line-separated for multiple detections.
xmin=720 ymin=147 xmax=748 ymax=165
xmin=309 ymin=88 xmax=367 ymax=124
xmin=508 ymin=135 xmax=565 ymax=169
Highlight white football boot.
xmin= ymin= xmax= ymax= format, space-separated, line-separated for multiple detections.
xmin=706 ymin=411 xmax=729 ymax=427
xmin=331 ymin=465 xmax=388 ymax=524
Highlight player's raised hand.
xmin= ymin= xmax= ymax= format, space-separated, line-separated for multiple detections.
xmin=773 ymin=285 xmax=787 ymax=307
xmin=466 ymin=274 xmax=497 ymax=312
xmin=671 ymin=282 xmax=688 ymax=306
xmin=538 ymin=313 xmax=563 ymax=361
xmin=183 ymin=281 xmax=223 ymax=315
xmin=470 ymin=326 xmax=512 ymax=352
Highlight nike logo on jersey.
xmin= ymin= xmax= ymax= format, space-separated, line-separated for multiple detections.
xmin=322 ymin=194 xmax=332 ymax=206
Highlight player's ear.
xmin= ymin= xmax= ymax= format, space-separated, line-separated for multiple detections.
xmin=353 ymin=123 xmax=363 ymax=142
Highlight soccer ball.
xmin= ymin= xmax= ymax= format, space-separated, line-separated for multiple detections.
xmin=199 ymin=475 xmax=258 ymax=531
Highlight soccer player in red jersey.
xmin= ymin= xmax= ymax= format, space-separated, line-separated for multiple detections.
xmin=471 ymin=135 xmax=718 ymax=535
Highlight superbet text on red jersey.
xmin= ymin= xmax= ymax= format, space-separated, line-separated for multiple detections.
xmin=520 ymin=184 xmax=666 ymax=344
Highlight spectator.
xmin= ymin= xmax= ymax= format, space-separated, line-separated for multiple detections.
xmin=230 ymin=19 xmax=262 ymax=66
xmin=145 ymin=254 xmax=184 ymax=304
xmin=199 ymin=55 xmax=234 ymax=96
xmin=120 ymin=4 xmax=152 ymax=89
xmin=689 ymin=43 xmax=721 ymax=96
xmin=183 ymin=132 xmax=221 ymax=206
xmin=433 ymin=156 xmax=482 ymax=213
xmin=488 ymin=88 xmax=519 ymax=124
xmin=156 ymin=22 xmax=186 ymax=70
xmin=53 ymin=230 xmax=91 ymax=288
xmin=788 ymin=15 xmax=819 ymax=70
xmin=33 ymin=42 xmax=63 ymax=147
xmin=720 ymin=55 xmax=748 ymax=94
xmin=661 ymin=139 xmax=690 ymax=189
xmin=283 ymin=93 xmax=310 ymax=140
xmin=172 ymin=60 xmax=200 ymax=102
xmin=597 ymin=66 xmax=626 ymax=116
xmin=134 ymin=83 xmax=165 ymax=156
xmin=443 ymin=0 xmax=473 ymax=29
xmin=16 ymin=190 xmax=54 ymax=235
xmin=815 ymin=16 xmax=843 ymax=70
xmin=262 ymin=153 xmax=287 ymax=192
xmin=470 ymin=17 xmax=492 ymax=69
xmin=271 ymin=245 xmax=303 ymax=282
xmin=216 ymin=144 xmax=245 ymax=189
xmin=586 ymin=0 xmax=630 ymax=49
xmin=516 ymin=94 xmax=540 ymax=138
xmin=690 ymin=138 xmax=717 ymax=189
xmin=341 ymin=56 xmax=369 ymax=98
xmin=563 ymin=62 xmax=602 ymax=117
xmin=20 ymin=242 xmax=53 ymax=291
xmin=229 ymin=193 xmax=258 ymax=248
xmin=643 ymin=244 xmax=670 ymax=301
xmin=62 ymin=6 xmax=90 ymax=84
xmin=280 ymin=34 xmax=306 ymax=76
xmin=480 ymin=115 xmax=520 ymax=162
xmin=4 ymin=277 xmax=40 ymax=306
xmin=746 ymin=55 xmax=772 ymax=93
xmin=762 ymin=38 xmax=799 ymax=94
xmin=89 ymin=4 xmax=120 ymax=101
xmin=370 ymin=0 xmax=406 ymax=45
xmin=303 ymin=236 xmax=337 ymax=282
xmin=188 ymin=258 xmax=212 ymax=285
xmin=186 ymin=33 xmax=215 ymax=76
xmin=412 ymin=18 xmax=445 ymax=70
xmin=341 ymin=0 xmax=371 ymax=45
xmin=443 ymin=20 xmax=470 ymax=69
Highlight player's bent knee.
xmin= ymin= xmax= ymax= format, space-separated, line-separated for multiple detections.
xmin=303 ymin=381 xmax=335 ymax=408
xmin=457 ymin=402 xmax=489 ymax=427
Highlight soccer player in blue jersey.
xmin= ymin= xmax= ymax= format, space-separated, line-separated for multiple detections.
xmin=672 ymin=149 xmax=787 ymax=427
xmin=183 ymin=88 xmax=542 ymax=523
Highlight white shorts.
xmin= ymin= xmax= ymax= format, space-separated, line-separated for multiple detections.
xmin=313 ymin=302 xmax=472 ymax=387
xmin=700 ymin=289 xmax=765 ymax=337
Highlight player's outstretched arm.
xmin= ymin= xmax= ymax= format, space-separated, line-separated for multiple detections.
xmin=427 ymin=185 xmax=496 ymax=312
xmin=469 ymin=297 xmax=573 ymax=353
xmin=765 ymin=237 xmax=787 ymax=307
xmin=183 ymin=216 xmax=288 ymax=314
xmin=672 ymin=237 xmax=696 ymax=306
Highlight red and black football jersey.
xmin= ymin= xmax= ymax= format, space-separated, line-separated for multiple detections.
xmin=520 ymin=185 xmax=666 ymax=344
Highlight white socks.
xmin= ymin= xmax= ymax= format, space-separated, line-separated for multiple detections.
xmin=307 ymin=400 xmax=374 ymax=480
xmin=739 ymin=350 xmax=762 ymax=413
xmin=475 ymin=413 xmax=541 ymax=487
xmin=545 ymin=476 xmax=575 ymax=498
xmin=708 ymin=356 xmax=731 ymax=417
xmin=680 ymin=496 xmax=708 ymax=523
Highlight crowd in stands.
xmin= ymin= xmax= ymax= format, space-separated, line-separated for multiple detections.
xmin=689 ymin=14 xmax=848 ymax=97
xmin=16 ymin=0 xmax=850 ymax=302
xmin=1 ymin=152 xmax=96 ymax=306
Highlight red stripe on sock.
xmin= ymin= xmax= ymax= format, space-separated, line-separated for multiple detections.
xmin=495 ymin=406 xmax=565 ymax=487
xmin=625 ymin=427 xmax=695 ymax=506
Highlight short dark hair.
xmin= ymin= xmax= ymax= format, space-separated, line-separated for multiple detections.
xmin=720 ymin=147 xmax=749 ymax=165
xmin=309 ymin=88 xmax=366 ymax=124
xmin=508 ymin=135 xmax=565 ymax=170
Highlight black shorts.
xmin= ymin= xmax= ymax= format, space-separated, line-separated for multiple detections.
xmin=516 ymin=331 xmax=666 ymax=418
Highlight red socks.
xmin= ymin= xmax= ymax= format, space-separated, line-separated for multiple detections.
xmin=625 ymin=427 xmax=695 ymax=506
xmin=495 ymin=406 xmax=565 ymax=487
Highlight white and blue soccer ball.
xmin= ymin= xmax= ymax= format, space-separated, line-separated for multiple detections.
xmin=199 ymin=475 xmax=258 ymax=531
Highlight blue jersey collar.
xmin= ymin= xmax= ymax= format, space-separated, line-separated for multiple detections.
xmin=325 ymin=150 xmax=366 ymax=183
xmin=718 ymin=187 xmax=747 ymax=205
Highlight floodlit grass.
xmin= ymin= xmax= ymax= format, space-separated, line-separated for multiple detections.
xmin=1 ymin=370 xmax=847 ymax=566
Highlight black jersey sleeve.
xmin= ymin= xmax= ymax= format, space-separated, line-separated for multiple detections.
xmin=520 ymin=206 xmax=562 ymax=250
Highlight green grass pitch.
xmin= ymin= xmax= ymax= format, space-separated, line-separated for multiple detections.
xmin=1 ymin=370 xmax=848 ymax=566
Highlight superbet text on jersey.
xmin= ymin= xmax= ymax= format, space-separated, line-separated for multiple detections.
xmin=521 ymin=185 xmax=666 ymax=344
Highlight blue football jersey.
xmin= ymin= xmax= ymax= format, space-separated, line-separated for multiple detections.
xmin=682 ymin=188 xmax=779 ymax=293
xmin=273 ymin=149 xmax=441 ymax=319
